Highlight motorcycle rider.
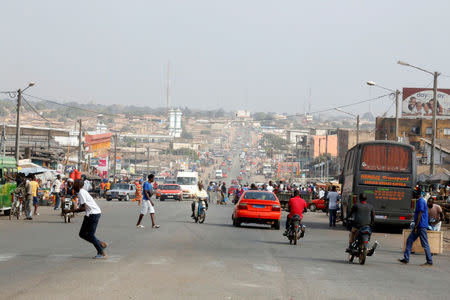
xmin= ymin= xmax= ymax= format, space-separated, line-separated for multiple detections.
xmin=283 ymin=189 xmax=307 ymax=236
xmin=346 ymin=193 xmax=375 ymax=252
xmin=191 ymin=182 xmax=208 ymax=218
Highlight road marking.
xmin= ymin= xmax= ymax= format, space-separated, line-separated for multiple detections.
xmin=146 ymin=257 xmax=169 ymax=265
xmin=207 ymin=260 xmax=225 ymax=268
xmin=97 ymin=255 xmax=122 ymax=263
xmin=0 ymin=254 xmax=16 ymax=262
xmin=236 ymin=282 xmax=264 ymax=288
xmin=252 ymin=264 xmax=281 ymax=273
xmin=46 ymin=254 xmax=73 ymax=262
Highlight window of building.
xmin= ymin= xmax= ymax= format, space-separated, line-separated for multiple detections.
xmin=444 ymin=128 xmax=450 ymax=136
xmin=425 ymin=127 xmax=432 ymax=135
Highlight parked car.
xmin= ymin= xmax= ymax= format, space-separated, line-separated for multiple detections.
xmin=164 ymin=178 xmax=177 ymax=184
xmin=157 ymin=184 xmax=183 ymax=201
xmin=105 ymin=183 xmax=136 ymax=201
xmin=308 ymin=198 xmax=327 ymax=212
xmin=228 ymin=185 xmax=238 ymax=197
xmin=232 ymin=191 xmax=281 ymax=229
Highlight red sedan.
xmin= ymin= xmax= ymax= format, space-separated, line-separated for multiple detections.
xmin=232 ymin=191 xmax=281 ymax=229
xmin=308 ymin=198 xmax=327 ymax=212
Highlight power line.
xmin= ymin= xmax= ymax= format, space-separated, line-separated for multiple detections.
xmin=22 ymin=96 xmax=54 ymax=124
xmin=308 ymin=93 xmax=391 ymax=115
xmin=23 ymin=93 xmax=120 ymax=117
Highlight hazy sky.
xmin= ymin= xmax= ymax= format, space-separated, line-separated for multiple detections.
xmin=2 ymin=0 xmax=450 ymax=116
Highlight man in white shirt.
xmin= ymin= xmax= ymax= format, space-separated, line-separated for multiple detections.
xmin=64 ymin=179 xmax=107 ymax=259
xmin=191 ymin=182 xmax=208 ymax=218
xmin=52 ymin=175 xmax=62 ymax=211
xmin=266 ymin=181 xmax=274 ymax=192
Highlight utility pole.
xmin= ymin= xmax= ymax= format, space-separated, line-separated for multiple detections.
xmin=430 ymin=71 xmax=439 ymax=175
xmin=325 ymin=132 xmax=328 ymax=181
xmin=134 ymin=138 xmax=137 ymax=175
xmin=113 ymin=133 xmax=117 ymax=183
xmin=356 ymin=115 xmax=360 ymax=145
xmin=14 ymin=89 xmax=22 ymax=163
xmin=78 ymin=119 xmax=82 ymax=170
xmin=2 ymin=124 xmax=6 ymax=158
xmin=146 ymin=145 xmax=150 ymax=175
xmin=395 ymin=89 xmax=400 ymax=141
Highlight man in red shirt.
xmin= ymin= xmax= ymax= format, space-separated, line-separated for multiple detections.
xmin=283 ymin=190 xmax=307 ymax=236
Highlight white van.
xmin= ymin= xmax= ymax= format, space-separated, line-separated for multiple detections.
xmin=215 ymin=169 xmax=223 ymax=179
xmin=176 ymin=171 xmax=199 ymax=199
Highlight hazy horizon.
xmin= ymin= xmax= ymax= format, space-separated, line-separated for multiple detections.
xmin=2 ymin=0 xmax=450 ymax=116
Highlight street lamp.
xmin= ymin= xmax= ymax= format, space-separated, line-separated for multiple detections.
xmin=15 ymin=82 xmax=36 ymax=163
xmin=366 ymin=81 xmax=401 ymax=141
xmin=398 ymin=60 xmax=440 ymax=175
xmin=335 ymin=108 xmax=360 ymax=144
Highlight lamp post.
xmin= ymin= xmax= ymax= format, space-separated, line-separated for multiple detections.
xmin=398 ymin=60 xmax=440 ymax=175
xmin=15 ymin=82 xmax=35 ymax=163
xmin=335 ymin=108 xmax=359 ymax=144
xmin=366 ymin=81 xmax=401 ymax=141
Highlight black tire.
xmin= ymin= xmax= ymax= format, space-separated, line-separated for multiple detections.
xmin=4 ymin=209 xmax=10 ymax=216
xmin=359 ymin=245 xmax=367 ymax=265
xmin=64 ymin=214 xmax=68 ymax=223
xmin=273 ymin=220 xmax=280 ymax=230
xmin=309 ymin=204 xmax=316 ymax=212
xmin=199 ymin=209 xmax=206 ymax=224
xmin=349 ymin=254 xmax=355 ymax=263
xmin=160 ymin=197 xmax=165 ymax=201
xmin=118 ymin=198 xmax=122 ymax=201
xmin=294 ymin=231 xmax=298 ymax=245
xmin=106 ymin=198 xmax=112 ymax=202
xmin=68 ymin=216 xmax=71 ymax=223
xmin=232 ymin=217 xmax=237 ymax=227
xmin=235 ymin=218 xmax=241 ymax=227
xmin=289 ymin=238 xmax=293 ymax=245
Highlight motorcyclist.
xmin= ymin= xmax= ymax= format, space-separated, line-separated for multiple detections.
xmin=191 ymin=182 xmax=208 ymax=218
xmin=283 ymin=190 xmax=307 ymax=236
xmin=346 ymin=193 xmax=375 ymax=252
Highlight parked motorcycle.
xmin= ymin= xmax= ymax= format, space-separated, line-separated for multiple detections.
xmin=193 ymin=198 xmax=207 ymax=224
xmin=346 ymin=225 xmax=378 ymax=265
xmin=286 ymin=214 xmax=305 ymax=245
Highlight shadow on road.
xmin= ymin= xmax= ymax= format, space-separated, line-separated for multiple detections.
xmin=303 ymin=220 xmax=346 ymax=231
xmin=256 ymin=240 xmax=287 ymax=245
xmin=276 ymin=255 xmax=349 ymax=265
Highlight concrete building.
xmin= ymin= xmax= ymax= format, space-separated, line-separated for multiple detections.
xmin=375 ymin=117 xmax=450 ymax=149
xmin=337 ymin=129 xmax=375 ymax=168
xmin=310 ymin=135 xmax=338 ymax=158
xmin=286 ymin=129 xmax=310 ymax=144
xmin=420 ymin=138 xmax=450 ymax=165
xmin=168 ymin=108 xmax=183 ymax=138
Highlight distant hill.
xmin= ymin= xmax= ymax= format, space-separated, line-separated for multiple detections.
xmin=361 ymin=112 xmax=375 ymax=121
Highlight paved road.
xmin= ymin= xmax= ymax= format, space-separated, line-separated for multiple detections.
xmin=0 ymin=199 xmax=449 ymax=300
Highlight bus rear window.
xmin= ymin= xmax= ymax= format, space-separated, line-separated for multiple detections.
xmin=361 ymin=145 xmax=410 ymax=172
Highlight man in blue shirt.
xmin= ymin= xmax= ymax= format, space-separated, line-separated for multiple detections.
xmin=399 ymin=195 xmax=432 ymax=266
xmin=136 ymin=174 xmax=160 ymax=229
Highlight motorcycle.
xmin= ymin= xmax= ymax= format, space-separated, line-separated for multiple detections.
xmin=286 ymin=214 xmax=305 ymax=245
xmin=346 ymin=225 xmax=378 ymax=265
xmin=193 ymin=198 xmax=207 ymax=223
xmin=9 ymin=194 xmax=23 ymax=220
xmin=62 ymin=196 xmax=78 ymax=223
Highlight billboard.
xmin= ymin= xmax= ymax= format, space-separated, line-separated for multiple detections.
xmin=402 ymin=87 xmax=450 ymax=118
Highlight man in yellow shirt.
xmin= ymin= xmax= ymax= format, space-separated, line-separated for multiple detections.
xmin=30 ymin=175 xmax=40 ymax=216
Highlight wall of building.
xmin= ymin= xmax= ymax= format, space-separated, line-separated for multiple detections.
xmin=310 ymin=135 xmax=338 ymax=158
xmin=375 ymin=117 xmax=450 ymax=149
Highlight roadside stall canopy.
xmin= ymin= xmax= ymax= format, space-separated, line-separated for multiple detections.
xmin=417 ymin=173 xmax=431 ymax=183
xmin=19 ymin=167 xmax=49 ymax=176
xmin=427 ymin=172 xmax=450 ymax=184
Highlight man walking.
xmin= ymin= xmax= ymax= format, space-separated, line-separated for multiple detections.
xmin=327 ymin=186 xmax=339 ymax=227
xmin=399 ymin=194 xmax=433 ymax=266
xmin=52 ymin=175 xmax=62 ymax=211
xmin=24 ymin=174 xmax=33 ymax=220
xmin=64 ymin=179 xmax=107 ymax=259
xmin=31 ymin=175 xmax=40 ymax=216
xmin=136 ymin=174 xmax=160 ymax=229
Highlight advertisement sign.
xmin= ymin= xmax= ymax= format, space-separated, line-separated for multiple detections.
xmin=96 ymin=157 xmax=109 ymax=177
xmin=402 ymin=87 xmax=450 ymax=118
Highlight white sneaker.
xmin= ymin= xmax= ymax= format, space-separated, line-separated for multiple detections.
xmin=137 ymin=225 xmax=145 ymax=229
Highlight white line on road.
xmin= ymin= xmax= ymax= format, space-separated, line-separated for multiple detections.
xmin=46 ymin=254 xmax=73 ymax=262
xmin=252 ymin=263 xmax=281 ymax=273
xmin=146 ymin=257 xmax=170 ymax=265
xmin=0 ymin=254 xmax=16 ymax=262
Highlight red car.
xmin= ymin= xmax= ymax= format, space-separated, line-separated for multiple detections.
xmin=228 ymin=185 xmax=238 ymax=197
xmin=232 ymin=191 xmax=282 ymax=229
xmin=308 ymin=198 xmax=327 ymax=212
xmin=157 ymin=184 xmax=183 ymax=201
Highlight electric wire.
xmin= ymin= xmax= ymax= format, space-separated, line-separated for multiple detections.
xmin=22 ymin=96 xmax=54 ymax=124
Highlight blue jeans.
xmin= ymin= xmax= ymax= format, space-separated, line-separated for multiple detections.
xmin=79 ymin=214 xmax=104 ymax=255
xmin=54 ymin=194 xmax=61 ymax=210
xmin=404 ymin=227 xmax=432 ymax=264
xmin=329 ymin=209 xmax=337 ymax=226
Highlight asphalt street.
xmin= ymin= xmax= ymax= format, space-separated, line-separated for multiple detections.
xmin=0 ymin=198 xmax=449 ymax=300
